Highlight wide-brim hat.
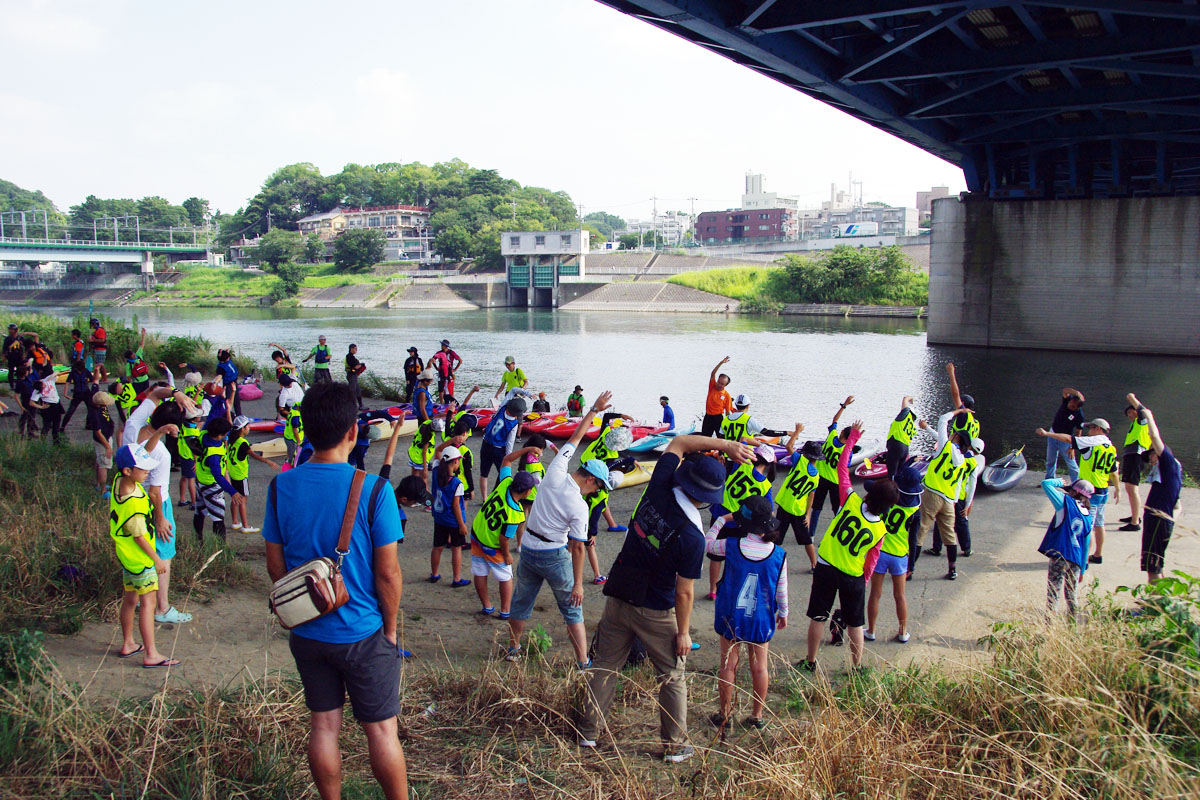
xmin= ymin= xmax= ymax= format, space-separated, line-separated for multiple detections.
xmin=674 ymin=454 xmax=726 ymax=506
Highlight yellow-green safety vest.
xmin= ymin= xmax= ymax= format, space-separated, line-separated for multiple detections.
xmin=817 ymin=428 xmax=845 ymax=482
xmin=408 ymin=419 xmax=436 ymax=465
xmin=521 ymin=459 xmax=545 ymax=502
xmin=951 ymin=410 xmax=980 ymax=440
xmin=177 ymin=423 xmax=201 ymax=460
xmin=195 ymin=441 xmax=226 ymax=486
xmin=924 ymin=441 xmax=965 ymax=499
xmin=719 ymin=412 xmax=751 ymax=444
xmin=284 ymin=407 xmax=304 ymax=444
xmin=471 ymin=476 xmax=526 ymax=549
xmin=881 ymin=503 xmax=918 ymax=558
xmin=185 ymin=384 xmax=205 ymax=404
xmin=887 ymin=409 xmax=917 ymax=447
xmin=958 ymin=455 xmax=981 ymax=501
xmin=225 ymin=438 xmax=250 ymax=482
xmin=777 ymin=455 xmax=819 ymax=515
xmin=1124 ymin=419 xmax=1151 ymax=452
xmin=722 ymin=462 xmax=771 ymax=514
xmin=581 ymin=423 xmax=619 ymax=463
xmin=116 ymin=382 xmax=137 ymax=413
xmin=1079 ymin=441 xmax=1118 ymax=490
xmin=109 ymin=479 xmax=155 ymax=573
xmin=817 ymin=492 xmax=887 ymax=577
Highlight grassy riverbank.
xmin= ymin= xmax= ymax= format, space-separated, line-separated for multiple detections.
xmin=1 ymin=433 xmax=1198 ymax=797
xmin=132 ymin=264 xmax=397 ymax=307
xmin=670 ymin=246 xmax=929 ymax=311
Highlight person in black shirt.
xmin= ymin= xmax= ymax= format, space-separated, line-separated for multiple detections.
xmin=13 ymin=366 xmax=38 ymax=437
xmin=345 ymin=344 xmax=366 ymax=410
xmin=1046 ymin=388 xmax=1085 ymax=481
xmin=61 ymin=359 xmax=92 ymax=429
xmin=578 ymin=433 xmax=752 ymax=763
xmin=531 ymin=392 xmax=552 ymax=414
xmin=4 ymin=323 xmax=24 ymax=390
xmin=403 ymin=347 xmax=422 ymax=402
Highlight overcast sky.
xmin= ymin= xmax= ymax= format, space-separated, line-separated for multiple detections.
xmin=1 ymin=0 xmax=966 ymax=221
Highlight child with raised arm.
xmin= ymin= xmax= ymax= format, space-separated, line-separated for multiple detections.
xmin=468 ymin=446 xmax=540 ymax=618
xmin=1038 ymin=477 xmax=1094 ymax=621
xmin=810 ymin=396 xmax=855 ymax=533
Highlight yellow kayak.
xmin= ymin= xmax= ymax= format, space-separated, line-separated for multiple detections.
xmin=616 ymin=460 xmax=657 ymax=490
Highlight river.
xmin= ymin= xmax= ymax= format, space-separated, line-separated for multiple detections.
xmin=29 ymin=306 xmax=1200 ymax=473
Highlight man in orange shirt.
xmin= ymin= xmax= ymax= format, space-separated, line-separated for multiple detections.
xmin=702 ymin=356 xmax=733 ymax=437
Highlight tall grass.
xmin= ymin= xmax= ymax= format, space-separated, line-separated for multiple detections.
xmin=669 ymin=266 xmax=775 ymax=301
xmin=0 ymin=435 xmax=256 ymax=634
xmin=1 ymin=588 xmax=1196 ymax=797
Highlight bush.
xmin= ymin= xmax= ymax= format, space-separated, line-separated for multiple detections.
xmin=668 ymin=266 xmax=774 ymax=301
xmin=771 ymin=246 xmax=928 ymax=305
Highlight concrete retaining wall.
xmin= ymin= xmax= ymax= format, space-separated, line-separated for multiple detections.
xmin=928 ymin=195 xmax=1200 ymax=355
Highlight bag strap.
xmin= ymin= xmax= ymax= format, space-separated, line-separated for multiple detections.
xmin=335 ymin=470 xmax=367 ymax=563
xmin=366 ymin=474 xmax=386 ymax=530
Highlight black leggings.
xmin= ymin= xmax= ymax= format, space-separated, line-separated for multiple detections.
xmin=809 ymin=476 xmax=841 ymax=534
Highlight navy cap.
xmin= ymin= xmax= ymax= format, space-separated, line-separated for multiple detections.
xmin=674 ymin=454 xmax=726 ymax=506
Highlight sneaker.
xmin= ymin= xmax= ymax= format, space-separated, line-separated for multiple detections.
xmin=709 ymin=712 xmax=730 ymax=731
xmin=894 ymin=632 xmax=911 ymax=644
xmin=663 ymin=745 xmax=695 ymax=763
xmin=592 ymin=575 xmax=608 ymax=585
xmin=1118 ymin=522 xmax=1141 ymax=531
xmin=241 ymin=525 xmax=261 ymax=534
xmin=576 ymin=659 xmax=593 ymax=670
xmin=450 ymin=578 xmax=471 ymax=588
xmin=478 ymin=607 xmax=495 ymax=616
xmin=101 ymin=489 xmax=111 ymax=500
xmin=742 ymin=716 xmax=766 ymax=730
xmin=905 ymin=572 xmax=914 ymax=582
xmin=427 ymin=574 xmax=441 ymax=584
xmin=863 ymin=630 xmax=876 ymax=642
xmin=230 ymin=522 xmax=243 ymax=531
xmin=496 ymin=611 xmax=511 ymax=620
xmin=578 ymin=736 xmax=597 ymax=749
xmin=606 ymin=525 xmax=627 ymax=533
xmin=961 ymin=549 xmax=972 ymax=557
xmin=504 ymin=646 xmax=521 ymax=663
xmin=795 ymin=659 xmax=818 ymax=672
xmin=945 ymin=567 xmax=958 ymax=580
xmin=923 ymin=547 xmax=941 ymax=557
xmin=1119 ymin=515 xmax=1132 ymax=524
xmin=1088 ymin=555 xmax=1103 ymax=565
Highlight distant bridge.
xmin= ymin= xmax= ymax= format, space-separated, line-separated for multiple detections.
xmin=0 ymin=236 xmax=208 ymax=265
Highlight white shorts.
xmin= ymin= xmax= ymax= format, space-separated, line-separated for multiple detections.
xmin=471 ymin=555 xmax=513 ymax=582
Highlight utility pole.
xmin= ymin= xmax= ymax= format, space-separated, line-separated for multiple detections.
xmin=266 ymin=209 xmax=272 ymax=232
xmin=511 ymin=199 xmax=517 ymax=222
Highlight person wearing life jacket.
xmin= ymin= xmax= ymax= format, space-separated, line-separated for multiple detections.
xmin=302 ymin=335 xmax=333 ymax=385
xmin=579 ymin=411 xmax=635 ymax=536
xmin=774 ymin=432 xmax=820 ymax=570
xmin=110 ymin=378 xmax=139 ymax=422
xmin=884 ymin=396 xmax=929 ymax=480
xmin=810 ymin=396 xmax=856 ymax=534
xmin=946 ymin=361 xmax=981 ymax=442
xmin=1038 ymin=478 xmax=1095 ymax=621
xmin=479 ymin=395 xmax=526 ymax=500
xmin=268 ymin=342 xmax=297 ymax=384
xmin=176 ymin=404 xmax=203 ymax=510
xmin=1117 ymin=404 xmax=1152 ymax=532
xmin=925 ymin=436 xmax=985 ymax=561
xmin=225 ymin=415 xmax=280 ymax=534
xmin=868 ymin=466 xmax=923 ymax=644
xmin=912 ymin=409 xmax=977 ymax=581
xmin=88 ymin=317 xmax=108 ymax=369
xmin=799 ymin=421 xmax=899 ymax=672
xmin=436 ymin=386 xmax=480 ymax=444
xmin=705 ymin=444 xmax=777 ymax=601
xmin=283 ymin=399 xmax=305 ymax=466
xmin=1039 ymin=418 xmax=1118 ymax=565
xmin=192 ymin=417 xmax=245 ymax=541
xmin=124 ymin=327 xmax=150 ymax=394
xmin=408 ymin=368 xmax=442 ymax=493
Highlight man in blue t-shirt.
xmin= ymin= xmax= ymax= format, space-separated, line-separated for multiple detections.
xmin=1127 ymin=394 xmax=1182 ymax=584
xmin=216 ymin=348 xmax=241 ymax=418
xmin=660 ymin=395 xmax=675 ymax=429
xmin=262 ymin=382 xmax=409 ymax=800
xmin=578 ymin=433 xmax=752 ymax=763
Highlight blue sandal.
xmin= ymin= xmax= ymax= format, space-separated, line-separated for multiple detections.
xmin=478 ymin=607 xmax=495 ymax=616
xmin=496 ymin=611 xmax=511 ymax=620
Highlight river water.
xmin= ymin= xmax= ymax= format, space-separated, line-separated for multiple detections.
xmin=34 ymin=306 xmax=1200 ymax=473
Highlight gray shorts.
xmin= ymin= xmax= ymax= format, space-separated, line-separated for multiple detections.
xmin=289 ymin=627 xmax=402 ymax=723
xmin=94 ymin=441 xmax=113 ymax=468
xmin=510 ymin=544 xmax=584 ymax=625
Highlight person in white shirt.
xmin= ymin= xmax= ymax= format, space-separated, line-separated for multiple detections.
xmin=506 ymin=391 xmax=613 ymax=668
xmin=276 ymin=373 xmax=305 ymax=419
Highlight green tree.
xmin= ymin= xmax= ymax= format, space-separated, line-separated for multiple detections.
xmin=434 ymin=225 xmax=472 ymax=261
xmin=257 ymin=228 xmax=304 ymax=271
xmin=618 ymin=233 xmax=641 ymax=250
xmin=583 ymin=211 xmax=625 ymax=239
xmin=334 ymin=229 xmax=385 ymax=272
xmin=581 ymin=224 xmax=606 ymax=248
xmin=182 ymin=197 xmax=210 ymax=226
xmin=304 ymin=233 xmax=325 ymax=263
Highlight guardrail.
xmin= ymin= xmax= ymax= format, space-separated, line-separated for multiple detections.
xmin=0 ymin=236 xmax=208 ymax=251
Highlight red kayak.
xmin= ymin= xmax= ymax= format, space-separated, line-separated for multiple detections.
xmin=631 ymin=423 xmax=670 ymax=439
xmin=854 ymin=459 xmax=888 ymax=480
xmin=544 ymin=417 xmax=583 ymax=438
xmin=522 ymin=415 xmax=561 ymax=434
xmin=248 ymin=420 xmax=282 ymax=434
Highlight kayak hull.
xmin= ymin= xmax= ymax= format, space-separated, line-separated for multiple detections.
xmin=981 ymin=449 xmax=1027 ymax=492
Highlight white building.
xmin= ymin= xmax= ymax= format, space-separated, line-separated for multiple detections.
xmin=742 ymin=172 xmax=800 ymax=212
xmin=296 ymin=204 xmax=434 ymax=263
xmin=502 ymin=229 xmax=589 ymax=307
xmin=618 ymin=210 xmax=694 ymax=247
xmin=809 ymin=206 xmax=921 ymax=238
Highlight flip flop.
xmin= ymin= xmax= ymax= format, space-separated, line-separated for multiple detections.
xmin=116 ymin=644 xmax=144 ymax=659
xmin=142 ymin=658 xmax=180 ymax=669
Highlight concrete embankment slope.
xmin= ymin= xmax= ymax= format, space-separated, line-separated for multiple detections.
xmin=388 ymin=282 xmax=478 ymax=310
xmin=298 ymin=283 xmax=393 ymax=308
xmin=560 ymin=281 xmax=736 ymax=312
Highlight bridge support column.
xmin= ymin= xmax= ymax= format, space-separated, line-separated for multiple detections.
xmin=140 ymin=251 xmax=154 ymax=290
xmin=928 ymin=195 xmax=1200 ymax=356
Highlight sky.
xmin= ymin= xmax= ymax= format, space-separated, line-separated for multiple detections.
xmin=0 ymin=0 xmax=967 ymax=221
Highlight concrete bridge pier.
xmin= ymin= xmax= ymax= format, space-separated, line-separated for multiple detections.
xmin=928 ymin=195 xmax=1200 ymax=357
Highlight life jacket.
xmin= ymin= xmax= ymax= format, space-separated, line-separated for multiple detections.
xmin=116 ymin=382 xmax=138 ymax=413
xmin=951 ymin=409 xmax=980 ymax=440
xmin=407 ymin=419 xmax=435 ymax=465
xmin=129 ymin=358 xmax=149 ymax=379
xmin=284 ymin=407 xmax=304 ymax=444
xmin=714 ymin=539 xmax=786 ymax=644
xmin=109 ymin=479 xmax=155 ymax=572
xmin=178 ymin=423 xmax=201 ymax=460
xmin=521 ymin=458 xmax=546 ymax=502
xmin=924 ymin=440 xmax=966 ymax=500
xmin=719 ymin=411 xmax=751 ymax=444
xmin=817 ymin=493 xmax=887 ymax=577
xmin=1038 ymin=494 xmax=1093 ymax=571
xmin=1078 ymin=439 xmax=1118 ymax=491
xmin=313 ymin=344 xmax=330 ymax=365
xmin=881 ymin=503 xmax=919 ymax=558
xmin=224 ymin=438 xmax=249 ymax=481
xmin=483 ymin=412 xmax=520 ymax=450
xmin=431 ymin=473 xmax=465 ymax=528
xmin=580 ymin=422 xmax=619 ymax=463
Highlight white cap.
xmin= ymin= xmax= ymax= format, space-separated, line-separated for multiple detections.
xmin=115 ymin=443 xmax=155 ymax=471
xmin=184 ymin=372 xmax=202 ymax=387
xmin=440 ymin=445 xmax=463 ymax=461
xmin=734 ymin=393 xmax=750 ymax=408
xmin=754 ymin=444 xmax=776 ymax=463
xmin=232 ymin=415 xmax=252 ymax=429
xmin=418 ymin=368 xmax=436 ymax=381
xmin=971 ymin=437 xmax=985 ymax=454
